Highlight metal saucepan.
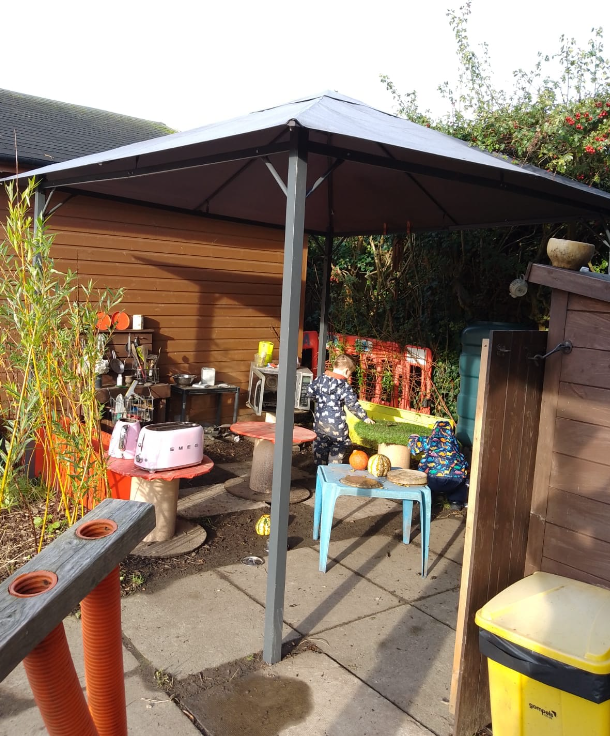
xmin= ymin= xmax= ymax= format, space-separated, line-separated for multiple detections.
xmin=109 ymin=350 xmax=124 ymax=374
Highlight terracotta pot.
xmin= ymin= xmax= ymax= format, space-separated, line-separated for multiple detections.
xmin=547 ymin=238 xmax=595 ymax=270
xmin=35 ymin=428 xmax=127 ymax=511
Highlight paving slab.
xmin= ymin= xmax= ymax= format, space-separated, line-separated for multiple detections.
xmin=178 ymin=482 xmax=266 ymax=517
xmin=318 ymin=604 xmax=456 ymax=736
xmin=0 ymin=616 xmax=200 ymax=736
xmin=121 ymin=570 xmax=297 ymax=678
xmin=183 ymin=650 xmax=433 ymax=736
xmin=317 ymin=535 xmax=462 ymax=603
xmin=427 ymin=517 xmax=466 ymax=565
xmin=210 ymin=461 xmax=253 ymax=478
xmin=411 ymin=588 xmax=460 ymax=630
xmin=218 ymin=546 xmax=403 ymax=635
xmin=302 ymin=493 xmax=402 ymax=522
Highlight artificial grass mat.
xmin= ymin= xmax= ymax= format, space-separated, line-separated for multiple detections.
xmin=354 ymin=420 xmax=433 ymax=446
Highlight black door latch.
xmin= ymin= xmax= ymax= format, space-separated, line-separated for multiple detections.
xmin=529 ymin=340 xmax=573 ymax=366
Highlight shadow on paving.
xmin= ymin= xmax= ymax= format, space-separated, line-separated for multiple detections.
xmin=290 ymin=527 xmax=461 ymax=736
xmin=121 ymin=443 xmax=464 ymax=735
xmin=121 ymin=492 xmax=411 ymax=596
xmin=321 ymin=550 xmax=461 ymax=736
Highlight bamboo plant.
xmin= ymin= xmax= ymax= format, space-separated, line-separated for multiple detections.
xmin=0 ymin=180 xmax=123 ymax=548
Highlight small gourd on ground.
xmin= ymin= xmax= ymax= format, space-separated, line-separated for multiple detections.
xmin=367 ymin=453 xmax=391 ymax=477
xmin=349 ymin=450 xmax=369 ymax=471
xmin=255 ymin=514 xmax=271 ymax=536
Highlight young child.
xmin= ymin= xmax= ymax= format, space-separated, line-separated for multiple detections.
xmin=408 ymin=420 xmax=469 ymax=510
xmin=307 ymin=354 xmax=374 ymax=465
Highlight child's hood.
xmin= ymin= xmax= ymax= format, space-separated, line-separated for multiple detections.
xmin=316 ymin=372 xmax=347 ymax=395
xmin=429 ymin=420 xmax=454 ymax=442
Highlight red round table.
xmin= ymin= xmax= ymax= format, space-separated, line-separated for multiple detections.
xmin=227 ymin=421 xmax=316 ymax=503
xmin=107 ymin=455 xmax=214 ymax=542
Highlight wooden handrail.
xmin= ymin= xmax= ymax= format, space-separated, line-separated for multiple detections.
xmin=0 ymin=498 xmax=155 ymax=682
xmin=526 ymin=262 xmax=610 ymax=303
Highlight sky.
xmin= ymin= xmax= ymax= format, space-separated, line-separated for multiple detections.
xmin=2 ymin=0 xmax=609 ymax=131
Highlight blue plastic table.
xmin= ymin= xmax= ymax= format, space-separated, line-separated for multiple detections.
xmin=313 ymin=463 xmax=431 ymax=577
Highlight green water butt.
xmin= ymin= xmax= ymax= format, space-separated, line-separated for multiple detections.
xmin=456 ymin=322 xmax=533 ymax=447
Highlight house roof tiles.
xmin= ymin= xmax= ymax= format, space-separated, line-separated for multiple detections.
xmin=0 ymin=88 xmax=173 ymax=168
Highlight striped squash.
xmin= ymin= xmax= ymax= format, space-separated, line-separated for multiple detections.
xmin=255 ymin=514 xmax=271 ymax=536
xmin=367 ymin=453 xmax=391 ymax=477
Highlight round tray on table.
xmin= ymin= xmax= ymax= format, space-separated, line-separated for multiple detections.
xmin=386 ymin=468 xmax=428 ymax=486
xmin=340 ymin=475 xmax=383 ymax=489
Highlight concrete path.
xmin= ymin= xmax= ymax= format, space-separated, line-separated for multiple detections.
xmin=1 ymin=493 xmax=465 ymax=736
xmin=120 ymin=508 xmax=464 ymax=736
xmin=0 ymin=617 xmax=200 ymax=736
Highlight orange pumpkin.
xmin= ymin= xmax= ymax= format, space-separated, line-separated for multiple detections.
xmin=349 ymin=450 xmax=369 ymax=471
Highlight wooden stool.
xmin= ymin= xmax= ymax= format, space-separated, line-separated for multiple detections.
xmin=106 ymin=456 xmax=214 ymax=545
xmin=227 ymin=421 xmax=316 ymax=503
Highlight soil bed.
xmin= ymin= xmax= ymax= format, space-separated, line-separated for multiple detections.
xmin=0 ymin=434 xmax=255 ymax=588
xmin=1 ymin=434 xmax=457 ymax=594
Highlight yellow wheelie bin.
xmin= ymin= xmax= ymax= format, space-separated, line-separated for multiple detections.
xmin=475 ymin=572 xmax=610 ymax=736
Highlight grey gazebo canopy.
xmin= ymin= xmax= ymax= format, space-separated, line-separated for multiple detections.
xmin=7 ymin=90 xmax=610 ymax=665
xmin=10 ymin=90 xmax=610 ymax=233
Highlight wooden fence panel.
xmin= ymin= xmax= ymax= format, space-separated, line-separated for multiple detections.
xmin=527 ymin=286 xmax=610 ymax=587
xmin=546 ymin=487 xmax=610 ymax=544
xmin=451 ymin=330 xmax=546 ymax=736
xmin=557 ymin=382 xmax=610 ymax=428
xmin=543 ymin=524 xmax=610 ymax=580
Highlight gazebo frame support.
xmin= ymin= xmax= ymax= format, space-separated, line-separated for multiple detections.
xmin=10 ymin=91 xmax=610 ymax=671
xmin=263 ymin=124 xmax=309 ymax=663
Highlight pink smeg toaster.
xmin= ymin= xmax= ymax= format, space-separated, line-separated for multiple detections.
xmin=134 ymin=422 xmax=204 ymax=472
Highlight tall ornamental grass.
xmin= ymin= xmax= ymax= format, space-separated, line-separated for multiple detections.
xmin=0 ymin=180 xmax=122 ymax=549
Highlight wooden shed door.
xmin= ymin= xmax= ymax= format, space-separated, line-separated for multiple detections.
xmin=526 ymin=290 xmax=610 ymax=587
xmin=451 ymin=329 xmax=547 ymax=736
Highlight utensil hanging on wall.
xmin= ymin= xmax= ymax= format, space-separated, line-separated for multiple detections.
xmin=131 ymin=344 xmax=143 ymax=372
xmin=109 ymin=350 xmax=125 ymax=375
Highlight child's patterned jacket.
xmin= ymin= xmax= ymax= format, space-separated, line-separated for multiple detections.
xmin=307 ymin=371 xmax=368 ymax=441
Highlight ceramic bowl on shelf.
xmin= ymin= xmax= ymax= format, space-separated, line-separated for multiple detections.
xmin=547 ymin=238 xmax=595 ymax=270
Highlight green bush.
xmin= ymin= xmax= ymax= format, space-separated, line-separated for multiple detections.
xmin=305 ymin=10 xmax=610 ymax=419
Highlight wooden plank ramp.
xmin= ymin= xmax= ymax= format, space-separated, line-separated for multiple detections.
xmin=0 ymin=499 xmax=155 ymax=682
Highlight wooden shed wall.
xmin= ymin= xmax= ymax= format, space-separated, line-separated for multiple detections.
xmin=527 ymin=291 xmax=610 ymax=588
xmin=0 ymin=192 xmax=303 ymax=423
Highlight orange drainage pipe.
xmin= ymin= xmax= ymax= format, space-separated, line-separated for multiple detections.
xmin=9 ymin=571 xmax=99 ymax=736
xmin=77 ymin=519 xmax=128 ymax=736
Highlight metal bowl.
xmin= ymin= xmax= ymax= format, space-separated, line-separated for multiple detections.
xmin=173 ymin=374 xmax=198 ymax=387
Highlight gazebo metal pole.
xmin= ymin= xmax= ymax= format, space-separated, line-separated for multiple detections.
xmin=317 ymin=140 xmax=334 ymax=379
xmin=33 ymin=189 xmax=46 ymax=234
xmin=263 ymin=124 xmax=309 ymax=664
xmin=317 ymin=230 xmax=333 ymax=378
